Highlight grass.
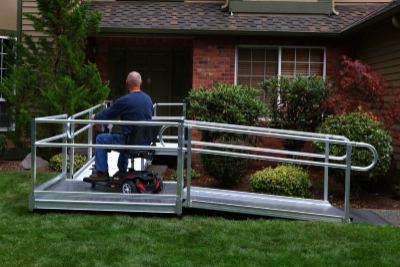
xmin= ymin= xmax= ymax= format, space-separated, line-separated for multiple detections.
xmin=1 ymin=171 xmax=400 ymax=267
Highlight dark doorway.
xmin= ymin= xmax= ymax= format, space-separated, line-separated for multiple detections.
xmin=108 ymin=46 xmax=192 ymax=117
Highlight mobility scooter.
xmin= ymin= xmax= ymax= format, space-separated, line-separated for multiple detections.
xmin=83 ymin=125 xmax=163 ymax=194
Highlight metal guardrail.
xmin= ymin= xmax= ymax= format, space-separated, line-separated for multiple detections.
xmin=30 ymin=102 xmax=378 ymax=222
xmin=182 ymin=120 xmax=378 ymax=222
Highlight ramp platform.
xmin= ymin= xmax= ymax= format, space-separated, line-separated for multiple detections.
xmin=32 ymin=179 xmax=180 ymax=214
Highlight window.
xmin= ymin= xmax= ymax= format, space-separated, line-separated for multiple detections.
xmin=236 ymin=46 xmax=326 ymax=103
xmin=0 ymin=36 xmax=11 ymax=131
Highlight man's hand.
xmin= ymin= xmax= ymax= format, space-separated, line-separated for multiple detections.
xmin=91 ymin=114 xmax=96 ymax=120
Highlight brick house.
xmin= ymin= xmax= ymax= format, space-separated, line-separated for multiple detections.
xmin=85 ymin=0 xmax=400 ymax=167
xmin=4 ymin=0 xmax=400 ymax=167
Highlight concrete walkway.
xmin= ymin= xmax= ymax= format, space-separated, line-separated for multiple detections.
xmin=370 ymin=209 xmax=400 ymax=226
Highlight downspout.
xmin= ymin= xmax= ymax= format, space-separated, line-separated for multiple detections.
xmin=17 ymin=0 xmax=23 ymax=41
xmin=332 ymin=0 xmax=339 ymax=16
xmin=221 ymin=0 xmax=229 ymax=10
xmin=393 ymin=13 xmax=400 ymax=29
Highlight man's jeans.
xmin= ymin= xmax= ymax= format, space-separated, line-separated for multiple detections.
xmin=94 ymin=133 xmax=127 ymax=173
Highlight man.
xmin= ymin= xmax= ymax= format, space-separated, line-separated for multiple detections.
xmin=89 ymin=71 xmax=153 ymax=180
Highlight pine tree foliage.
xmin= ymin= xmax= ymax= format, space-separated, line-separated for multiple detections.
xmin=0 ymin=0 xmax=109 ymax=147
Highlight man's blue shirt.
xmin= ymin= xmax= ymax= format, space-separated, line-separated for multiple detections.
xmin=94 ymin=91 xmax=153 ymax=133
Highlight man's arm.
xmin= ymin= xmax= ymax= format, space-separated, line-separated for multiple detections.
xmin=91 ymin=99 xmax=123 ymax=120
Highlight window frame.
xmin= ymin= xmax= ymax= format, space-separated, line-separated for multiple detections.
xmin=235 ymin=45 xmax=327 ymax=95
xmin=235 ymin=45 xmax=327 ymax=122
xmin=0 ymin=35 xmax=12 ymax=132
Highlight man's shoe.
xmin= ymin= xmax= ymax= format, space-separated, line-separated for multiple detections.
xmin=89 ymin=171 xmax=109 ymax=181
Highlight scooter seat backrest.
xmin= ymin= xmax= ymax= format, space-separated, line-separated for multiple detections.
xmin=124 ymin=124 xmax=160 ymax=159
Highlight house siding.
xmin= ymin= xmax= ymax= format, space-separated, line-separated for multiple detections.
xmin=358 ymin=19 xmax=400 ymax=168
xmin=22 ymin=0 xmax=47 ymax=41
xmin=359 ymin=20 xmax=400 ymax=88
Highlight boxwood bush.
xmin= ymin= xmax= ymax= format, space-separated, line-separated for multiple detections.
xmin=261 ymin=74 xmax=331 ymax=152
xmin=201 ymin=139 xmax=252 ymax=185
xmin=185 ymin=83 xmax=268 ymax=142
xmin=250 ymin=164 xmax=310 ymax=197
xmin=49 ymin=153 xmax=88 ymax=172
xmin=168 ymin=168 xmax=201 ymax=181
xmin=185 ymin=84 xmax=268 ymax=186
xmin=313 ymin=112 xmax=392 ymax=191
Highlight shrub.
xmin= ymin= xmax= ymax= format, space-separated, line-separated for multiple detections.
xmin=261 ymin=74 xmax=332 ymax=151
xmin=201 ymin=139 xmax=252 ymax=186
xmin=313 ymin=111 xmax=392 ymax=191
xmin=185 ymin=83 xmax=268 ymax=142
xmin=49 ymin=153 xmax=88 ymax=172
xmin=0 ymin=134 xmax=7 ymax=159
xmin=250 ymin=164 xmax=310 ymax=198
xmin=323 ymin=55 xmax=400 ymax=128
xmin=168 ymin=168 xmax=201 ymax=181
xmin=185 ymin=84 xmax=267 ymax=186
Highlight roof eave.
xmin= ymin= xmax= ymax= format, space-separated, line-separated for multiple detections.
xmin=341 ymin=3 xmax=400 ymax=35
xmin=98 ymin=27 xmax=341 ymax=38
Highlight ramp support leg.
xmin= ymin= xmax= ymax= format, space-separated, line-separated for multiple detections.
xmin=343 ymin=144 xmax=352 ymax=223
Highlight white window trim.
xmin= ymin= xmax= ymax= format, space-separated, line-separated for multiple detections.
xmin=235 ymin=45 xmax=327 ymax=84
xmin=0 ymin=35 xmax=15 ymax=132
xmin=235 ymin=45 xmax=327 ymax=121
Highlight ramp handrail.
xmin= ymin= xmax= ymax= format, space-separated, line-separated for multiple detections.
xmin=184 ymin=120 xmax=377 ymax=172
xmin=183 ymin=119 xmax=378 ymax=223
xmin=153 ymin=103 xmax=186 ymax=117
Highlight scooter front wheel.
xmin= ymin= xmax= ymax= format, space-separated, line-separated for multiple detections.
xmin=122 ymin=181 xmax=135 ymax=194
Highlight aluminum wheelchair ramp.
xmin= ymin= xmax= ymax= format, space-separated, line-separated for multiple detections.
xmin=185 ymin=187 xmax=344 ymax=223
xmin=30 ymin=105 xmax=378 ymax=223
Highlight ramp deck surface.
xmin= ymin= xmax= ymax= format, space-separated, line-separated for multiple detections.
xmin=31 ymin=173 xmax=391 ymax=224
xmin=186 ymin=187 xmax=344 ymax=222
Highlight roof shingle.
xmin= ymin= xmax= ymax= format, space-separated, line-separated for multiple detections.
xmin=89 ymin=1 xmax=400 ymax=36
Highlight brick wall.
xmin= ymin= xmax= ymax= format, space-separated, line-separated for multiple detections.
xmin=192 ymin=36 xmax=236 ymax=88
xmin=191 ymin=35 xmax=356 ymax=89
xmin=89 ymin=34 xmax=356 ymax=92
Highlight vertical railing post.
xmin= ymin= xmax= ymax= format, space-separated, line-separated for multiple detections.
xmin=30 ymin=117 xmax=37 ymax=189
xmin=69 ymin=118 xmax=75 ymax=179
xmin=29 ymin=117 xmax=37 ymax=211
xmin=153 ymin=103 xmax=158 ymax=117
xmin=175 ymin=118 xmax=185 ymax=216
xmin=62 ymin=120 xmax=68 ymax=178
xmin=324 ymin=136 xmax=329 ymax=201
xmin=185 ymin=126 xmax=192 ymax=207
xmin=344 ymin=143 xmax=353 ymax=223
xmin=88 ymin=112 xmax=93 ymax=161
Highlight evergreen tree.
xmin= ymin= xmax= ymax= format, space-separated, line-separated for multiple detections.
xmin=0 ymin=0 xmax=109 ymax=147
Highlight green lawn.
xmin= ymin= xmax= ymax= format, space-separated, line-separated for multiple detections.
xmin=1 ymin=171 xmax=400 ymax=267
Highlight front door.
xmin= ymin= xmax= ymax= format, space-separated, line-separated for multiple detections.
xmin=108 ymin=46 xmax=192 ymax=117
